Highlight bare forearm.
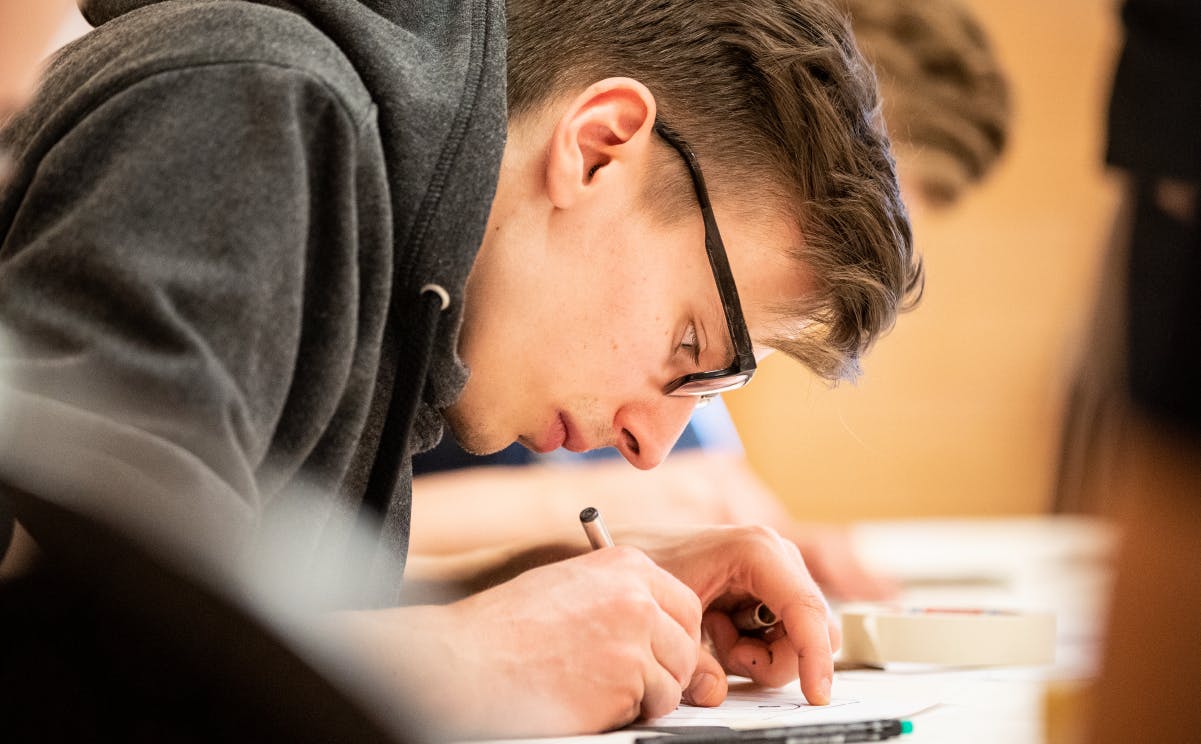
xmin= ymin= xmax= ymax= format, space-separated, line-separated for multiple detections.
xmin=401 ymin=538 xmax=586 ymax=604
xmin=410 ymin=465 xmax=588 ymax=554
xmin=409 ymin=452 xmax=740 ymax=555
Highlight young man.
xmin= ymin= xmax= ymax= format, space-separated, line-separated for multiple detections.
xmin=407 ymin=0 xmax=1011 ymax=603
xmin=0 ymin=0 xmax=918 ymax=737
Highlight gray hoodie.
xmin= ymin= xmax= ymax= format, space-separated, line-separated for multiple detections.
xmin=0 ymin=0 xmax=506 ymax=605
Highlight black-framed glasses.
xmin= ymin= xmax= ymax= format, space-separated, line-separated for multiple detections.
xmin=654 ymin=120 xmax=757 ymax=398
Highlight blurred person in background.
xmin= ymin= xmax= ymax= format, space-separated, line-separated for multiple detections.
xmin=409 ymin=0 xmax=1012 ymax=602
xmin=1081 ymin=1 xmax=1201 ymax=741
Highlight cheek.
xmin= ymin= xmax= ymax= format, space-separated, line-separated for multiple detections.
xmin=548 ymin=279 xmax=668 ymax=391
xmin=522 ymin=215 xmax=685 ymax=396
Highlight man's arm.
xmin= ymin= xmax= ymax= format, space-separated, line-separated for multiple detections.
xmin=399 ymin=539 xmax=587 ymax=604
xmin=412 ymin=450 xmax=897 ymax=599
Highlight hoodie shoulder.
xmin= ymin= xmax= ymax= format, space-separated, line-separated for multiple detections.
xmin=55 ymin=1 xmax=373 ymax=121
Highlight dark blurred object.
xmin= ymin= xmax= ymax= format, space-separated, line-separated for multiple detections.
xmin=1121 ymin=177 xmax=1200 ymax=431
xmin=0 ymin=495 xmax=413 ymax=744
xmin=1107 ymin=0 xmax=1201 ymax=434
xmin=1104 ymin=0 xmax=1201 ymax=430
xmin=1073 ymin=1 xmax=1201 ymax=742
xmin=1087 ymin=415 xmax=1201 ymax=744
xmin=1054 ymin=0 xmax=1201 ymax=514
xmin=1106 ymin=0 xmax=1201 ymax=184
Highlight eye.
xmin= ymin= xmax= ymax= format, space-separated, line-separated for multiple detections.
xmin=678 ymin=322 xmax=702 ymax=366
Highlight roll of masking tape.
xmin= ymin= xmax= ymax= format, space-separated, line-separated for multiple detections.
xmin=839 ymin=607 xmax=1056 ymax=667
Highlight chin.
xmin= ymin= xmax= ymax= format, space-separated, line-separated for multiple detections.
xmin=442 ymin=403 xmax=510 ymax=456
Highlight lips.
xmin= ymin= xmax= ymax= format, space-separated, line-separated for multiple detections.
xmin=530 ymin=412 xmax=567 ymax=454
xmin=560 ymin=411 xmax=588 ymax=453
xmin=530 ymin=411 xmax=589 ymax=454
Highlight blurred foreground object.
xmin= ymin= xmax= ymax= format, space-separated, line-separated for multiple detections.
xmin=1087 ymin=416 xmax=1201 ymax=744
xmin=0 ymin=493 xmax=421 ymax=743
xmin=1061 ymin=0 xmax=1201 ymax=741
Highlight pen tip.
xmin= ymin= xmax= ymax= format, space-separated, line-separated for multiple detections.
xmin=579 ymin=507 xmax=598 ymax=523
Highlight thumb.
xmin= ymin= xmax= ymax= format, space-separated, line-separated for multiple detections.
xmin=682 ymin=645 xmax=728 ymax=707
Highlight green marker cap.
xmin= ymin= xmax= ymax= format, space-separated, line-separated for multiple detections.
xmin=901 ymin=720 xmax=914 ymax=734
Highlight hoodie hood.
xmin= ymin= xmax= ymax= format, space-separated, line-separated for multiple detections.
xmin=80 ymin=0 xmax=508 ymax=446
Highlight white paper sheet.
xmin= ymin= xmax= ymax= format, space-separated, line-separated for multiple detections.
xmin=637 ymin=678 xmax=934 ymax=730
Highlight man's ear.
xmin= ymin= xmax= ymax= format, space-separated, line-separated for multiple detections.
xmin=545 ymin=78 xmax=657 ymax=210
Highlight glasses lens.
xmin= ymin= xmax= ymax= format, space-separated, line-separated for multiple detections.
xmin=669 ymin=372 xmax=752 ymax=397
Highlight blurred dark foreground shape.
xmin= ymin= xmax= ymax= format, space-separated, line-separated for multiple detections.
xmin=1055 ymin=1 xmax=1201 ymax=742
xmin=0 ymin=494 xmax=421 ymax=743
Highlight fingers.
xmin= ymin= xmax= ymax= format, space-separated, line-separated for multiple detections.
xmin=650 ymin=602 xmax=701 ymax=691
xmin=702 ymin=527 xmax=834 ymax=703
xmin=682 ymin=644 xmax=728 ymax=707
xmin=781 ymin=595 xmax=834 ymax=705
xmin=703 ymin=609 xmax=805 ymax=688
xmin=601 ymin=546 xmax=703 ymax=645
xmin=586 ymin=547 xmax=703 ymax=719
xmin=607 ymin=526 xmax=836 ymax=710
xmin=640 ymin=657 xmax=685 ymax=720
xmin=636 ymin=551 xmax=702 ymax=717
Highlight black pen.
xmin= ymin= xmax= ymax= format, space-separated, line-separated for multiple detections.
xmin=634 ymin=718 xmax=913 ymax=743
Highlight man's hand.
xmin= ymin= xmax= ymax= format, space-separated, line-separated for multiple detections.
xmin=617 ymin=524 xmax=839 ymax=710
xmin=335 ymin=546 xmax=702 ymax=738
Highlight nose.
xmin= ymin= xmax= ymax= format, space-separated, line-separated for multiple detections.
xmin=612 ymin=396 xmax=698 ymax=470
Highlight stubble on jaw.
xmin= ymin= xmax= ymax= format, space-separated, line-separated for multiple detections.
xmin=440 ymin=399 xmax=499 ymax=456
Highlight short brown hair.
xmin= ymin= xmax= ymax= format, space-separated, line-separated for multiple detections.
xmin=846 ymin=0 xmax=1011 ymax=207
xmin=506 ymin=0 xmax=921 ymax=382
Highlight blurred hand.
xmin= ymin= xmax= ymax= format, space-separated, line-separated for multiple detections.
xmin=782 ymin=522 xmax=898 ymax=601
xmin=654 ymin=452 xmax=898 ymax=601
xmin=0 ymin=1 xmax=74 ymax=117
xmin=338 ymin=546 xmax=702 ymax=738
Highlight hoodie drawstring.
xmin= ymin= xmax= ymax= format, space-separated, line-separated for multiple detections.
xmin=355 ymin=284 xmax=449 ymax=538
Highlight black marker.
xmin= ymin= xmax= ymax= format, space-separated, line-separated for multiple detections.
xmin=633 ymin=718 xmax=913 ymax=743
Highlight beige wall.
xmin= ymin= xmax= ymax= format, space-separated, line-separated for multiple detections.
xmin=726 ymin=0 xmax=1123 ymax=521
